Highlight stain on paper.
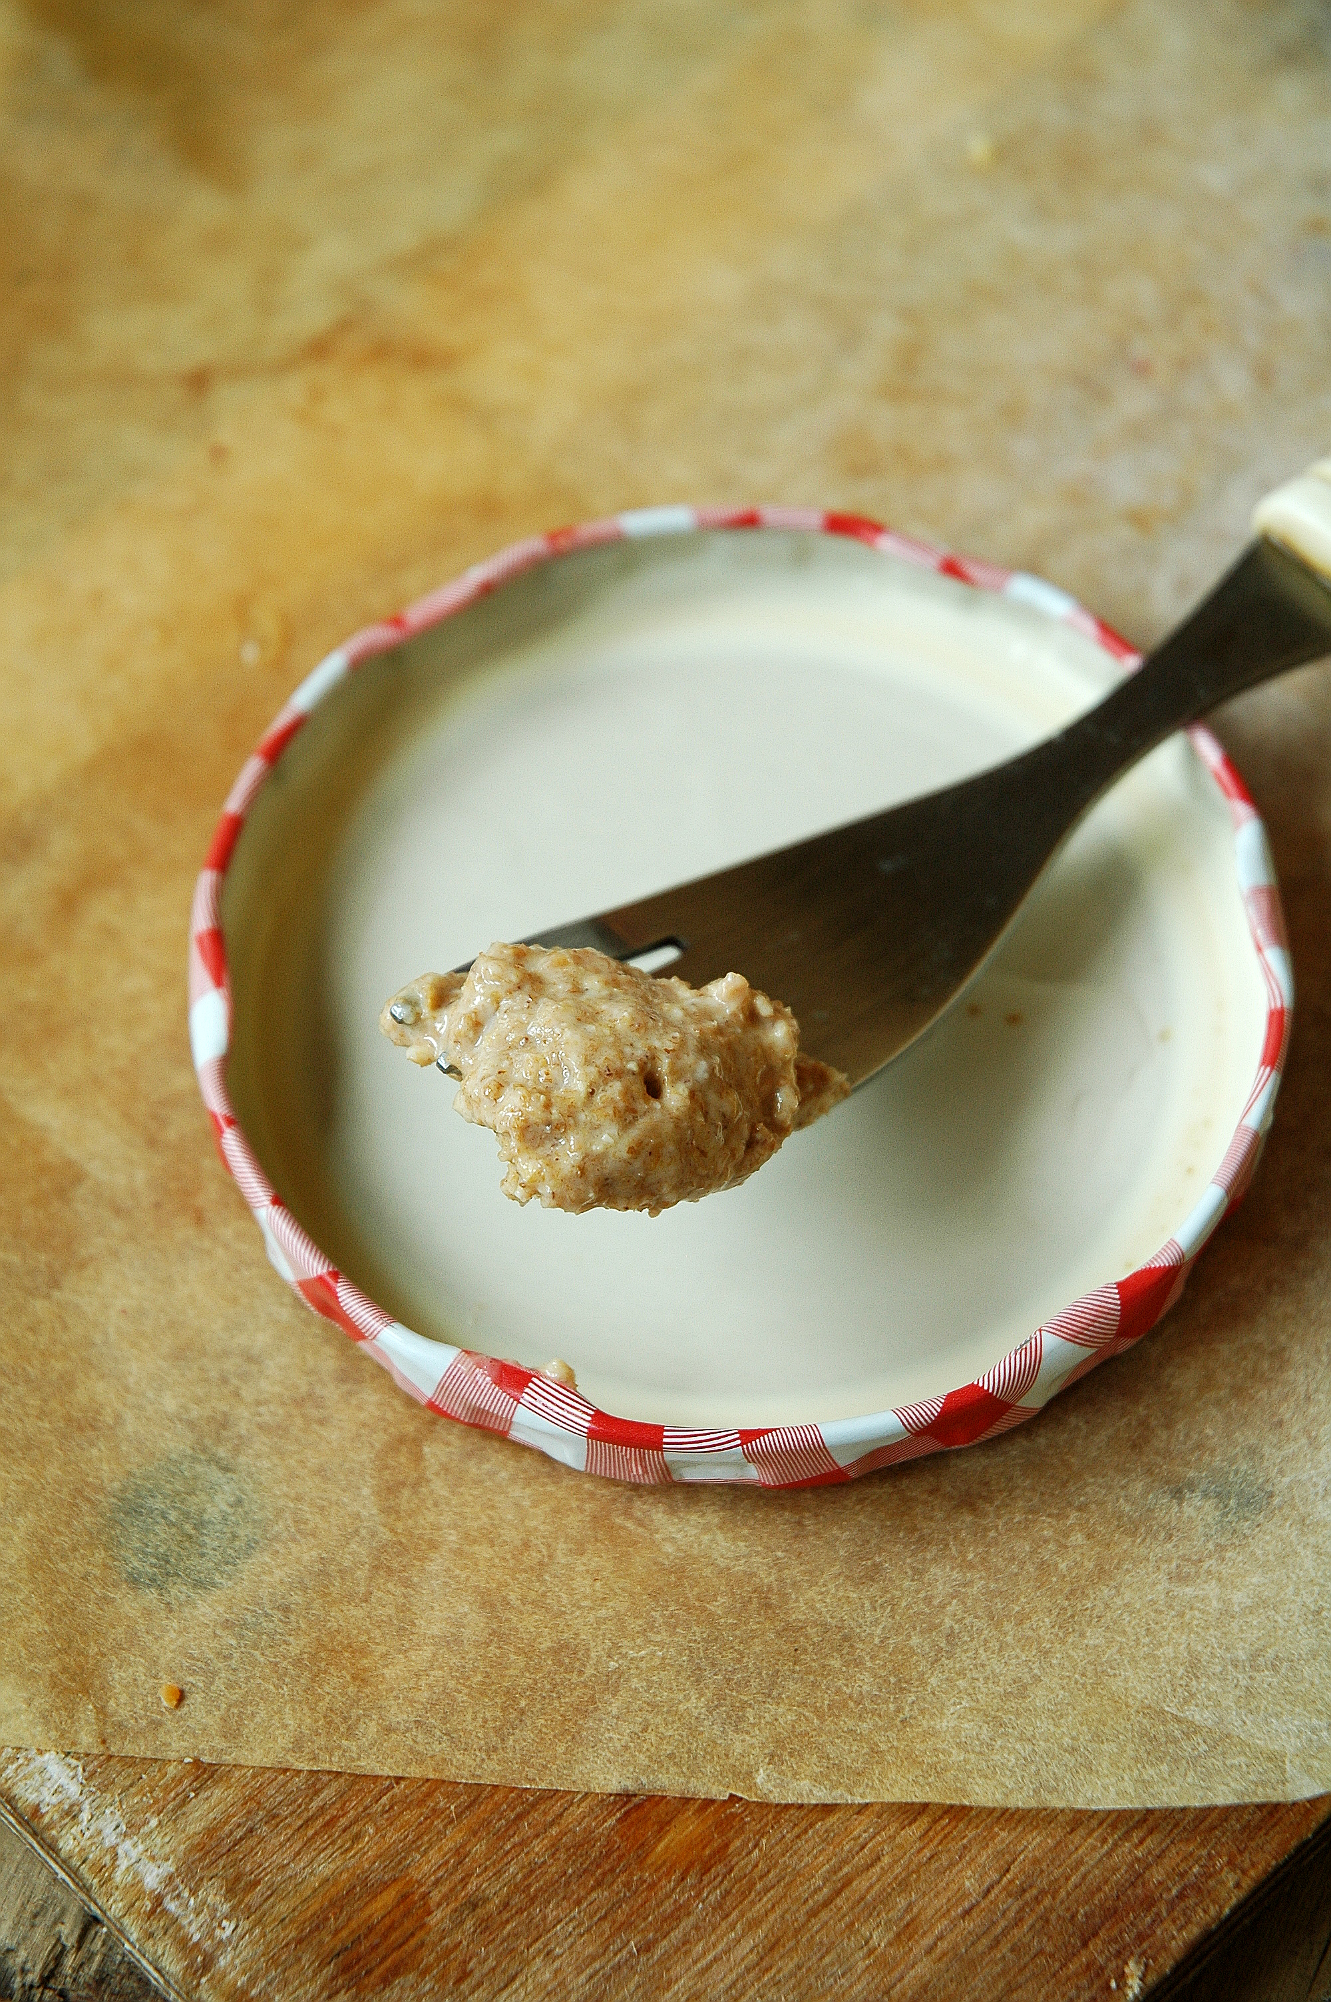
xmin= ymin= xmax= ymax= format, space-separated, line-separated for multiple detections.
xmin=106 ymin=1452 xmax=263 ymax=1596
xmin=1157 ymin=1468 xmax=1273 ymax=1535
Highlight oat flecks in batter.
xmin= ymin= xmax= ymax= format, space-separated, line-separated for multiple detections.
xmin=380 ymin=941 xmax=848 ymax=1215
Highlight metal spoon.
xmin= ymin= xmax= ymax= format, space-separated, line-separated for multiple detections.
xmin=458 ymin=470 xmax=1331 ymax=1088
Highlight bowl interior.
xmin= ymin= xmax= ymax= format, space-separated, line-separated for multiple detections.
xmin=223 ymin=529 xmax=1268 ymax=1427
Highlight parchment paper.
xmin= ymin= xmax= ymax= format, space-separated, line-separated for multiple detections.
xmin=2 ymin=0 xmax=1330 ymax=1807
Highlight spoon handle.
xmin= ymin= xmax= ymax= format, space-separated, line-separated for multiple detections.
xmin=1032 ymin=464 xmax=1331 ymax=817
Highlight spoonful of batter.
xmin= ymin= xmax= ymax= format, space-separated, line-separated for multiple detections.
xmin=382 ymin=460 xmax=1331 ymax=1215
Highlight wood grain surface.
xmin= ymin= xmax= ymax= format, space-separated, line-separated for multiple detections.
xmin=3 ymin=1755 xmax=1331 ymax=2001
xmin=5 ymin=0 xmax=1331 ymax=1994
xmin=0 ymin=1810 xmax=162 ymax=2002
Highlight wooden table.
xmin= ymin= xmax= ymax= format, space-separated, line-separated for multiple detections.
xmin=3 ymin=1762 xmax=1331 ymax=1999
xmin=4 ymin=0 xmax=1331 ymax=1994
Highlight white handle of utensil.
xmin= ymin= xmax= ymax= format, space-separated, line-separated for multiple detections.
xmin=1252 ymin=458 xmax=1331 ymax=580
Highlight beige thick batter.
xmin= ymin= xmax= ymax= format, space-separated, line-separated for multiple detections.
xmin=380 ymin=941 xmax=849 ymax=1215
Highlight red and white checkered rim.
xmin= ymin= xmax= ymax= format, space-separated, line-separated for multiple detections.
xmin=190 ymin=506 xmax=1292 ymax=1487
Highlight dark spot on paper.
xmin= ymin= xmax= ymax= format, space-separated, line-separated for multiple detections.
xmin=107 ymin=1452 xmax=262 ymax=1597
xmin=1004 ymin=1010 xmax=1023 ymax=1028
xmin=1160 ymin=1468 xmax=1272 ymax=1533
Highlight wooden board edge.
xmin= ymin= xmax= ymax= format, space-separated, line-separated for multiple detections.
xmin=0 ymin=1790 xmax=182 ymax=2002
